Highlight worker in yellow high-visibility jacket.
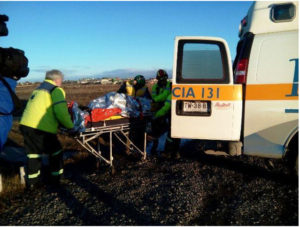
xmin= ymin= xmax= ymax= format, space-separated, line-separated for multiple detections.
xmin=20 ymin=69 xmax=74 ymax=188
xmin=117 ymin=75 xmax=151 ymax=98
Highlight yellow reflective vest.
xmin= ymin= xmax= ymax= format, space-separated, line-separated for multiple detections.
xmin=20 ymin=79 xmax=74 ymax=134
xmin=125 ymin=81 xmax=148 ymax=97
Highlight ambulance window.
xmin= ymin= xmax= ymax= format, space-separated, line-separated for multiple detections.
xmin=272 ymin=3 xmax=295 ymax=22
xmin=177 ymin=40 xmax=229 ymax=84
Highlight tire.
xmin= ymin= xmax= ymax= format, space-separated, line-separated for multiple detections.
xmin=295 ymin=154 xmax=298 ymax=176
xmin=285 ymin=133 xmax=298 ymax=175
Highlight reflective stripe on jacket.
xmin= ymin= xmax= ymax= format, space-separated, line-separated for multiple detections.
xmin=20 ymin=79 xmax=74 ymax=134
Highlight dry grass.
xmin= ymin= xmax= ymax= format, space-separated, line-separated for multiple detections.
xmin=1 ymin=175 xmax=25 ymax=196
xmin=0 ymin=160 xmax=25 ymax=198
xmin=7 ymin=121 xmax=23 ymax=147
xmin=64 ymin=84 xmax=120 ymax=106
xmin=16 ymin=83 xmax=121 ymax=106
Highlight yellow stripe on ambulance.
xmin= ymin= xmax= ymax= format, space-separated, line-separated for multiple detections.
xmin=172 ymin=85 xmax=242 ymax=101
xmin=172 ymin=83 xmax=298 ymax=101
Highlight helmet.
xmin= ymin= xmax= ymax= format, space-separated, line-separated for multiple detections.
xmin=156 ymin=69 xmax=168 ymax=81
xmin=134 ymin=75 xmax=146 ymax=88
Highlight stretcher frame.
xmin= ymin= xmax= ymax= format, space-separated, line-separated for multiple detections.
xmin=75 ymin=120 xmax=147 ymax=167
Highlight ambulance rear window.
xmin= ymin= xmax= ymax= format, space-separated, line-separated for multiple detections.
xmin=272 ymin=3 xmax=295 ymax=22
xmin=176 ymin=40 xmax=230 ymax=84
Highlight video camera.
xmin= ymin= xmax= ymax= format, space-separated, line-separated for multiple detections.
xmin=0 ymin=14 xmax=29 ymax=80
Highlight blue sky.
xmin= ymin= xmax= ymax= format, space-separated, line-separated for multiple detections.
xmin=0 ymin=1 xmax=253 ymax=82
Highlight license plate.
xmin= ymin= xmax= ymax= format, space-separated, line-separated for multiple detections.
xmin=183 ymin=101 xmax=208 ymax=113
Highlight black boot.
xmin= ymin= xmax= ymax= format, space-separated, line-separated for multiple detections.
xmin=150 ymin=139 xmax=159 ymax=156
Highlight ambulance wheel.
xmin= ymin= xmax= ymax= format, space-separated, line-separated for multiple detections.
xmin=285 ymin=133 xmax=298 ymax=176
xmin=295 ymin=154 xmax=298 ymax=176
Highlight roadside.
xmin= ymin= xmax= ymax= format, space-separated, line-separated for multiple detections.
xmin=0 ymin=139 xmax=298 ymax=225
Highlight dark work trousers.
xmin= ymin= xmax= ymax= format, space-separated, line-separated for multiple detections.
xmin=126 ymin=119 xmax=147 ymax=155
xmin=131 ymin=123 xmax=146 ymax=151
xmin=149 ymin=116 xmax=169 ymax=154
xmin=165 ymin=129 xmax=181 ymax=157
xmin=20 ymin=125 xmax=63 ymax=186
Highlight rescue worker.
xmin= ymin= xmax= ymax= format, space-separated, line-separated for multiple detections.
xmin=149 ymin=69 xmax=180 ymax=158
xmin=117 ymin=74 xmax=151 ymax=98
xmin=117 ymin=75 xmax=151 ymax=154
xmin=19 ymin=69 xmax=74 ymax=188
xmin=151 ymin=69 xmax=171 ymax=105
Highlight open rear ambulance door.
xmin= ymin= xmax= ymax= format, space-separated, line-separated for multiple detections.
xmin=171 ymin=37 xmax=243 ymax=141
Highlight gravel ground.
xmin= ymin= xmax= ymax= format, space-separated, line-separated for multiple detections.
xmin=0 ymin=140 xmax=298 ymax=225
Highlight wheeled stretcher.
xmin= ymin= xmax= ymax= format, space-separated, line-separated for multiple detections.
xmin=75 ymin=117 xmax=148 ymax=167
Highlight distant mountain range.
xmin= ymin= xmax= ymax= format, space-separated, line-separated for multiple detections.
xmin=87 ymin=68 xmax=173 ymax=80
xmin=24 ymin=68 xmax=173 ymax=82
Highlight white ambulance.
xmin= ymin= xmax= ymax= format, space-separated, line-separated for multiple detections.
xmin=171 ymin=1 xmax=298 ymax=171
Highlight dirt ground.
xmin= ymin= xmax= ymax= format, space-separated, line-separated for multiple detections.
xmin=0 ymin=83 xmax=298 ymax=225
